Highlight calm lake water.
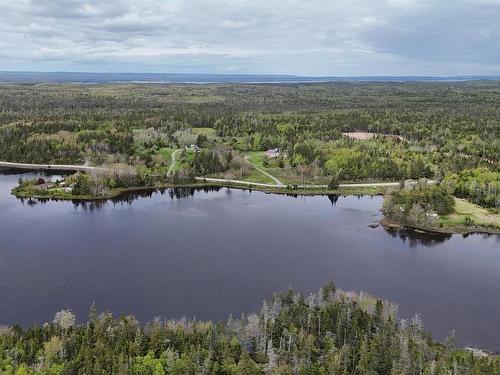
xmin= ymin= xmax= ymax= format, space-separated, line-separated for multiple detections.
xmin=1 ymin=172 xmax=499 ymax=350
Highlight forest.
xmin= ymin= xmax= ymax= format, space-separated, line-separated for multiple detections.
xmin=1 ymin=82 xmax=499 ymax=232
xmin=0 ymin=82 xmax=498 ymax=185
xmin=1 ymin=283 xmax=499 ymax=375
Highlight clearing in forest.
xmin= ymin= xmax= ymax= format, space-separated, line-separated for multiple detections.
xmin=342 ymin=132 xmax=406 ymax=141
xmin=440 ymin=198 xmax=500 ymax=228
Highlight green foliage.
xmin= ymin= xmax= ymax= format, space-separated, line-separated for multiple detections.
xmin=238 ymin=350 xmax=263 ymax=375
xmin=384 ymin=183 xmax=456 ymax=226
xmin=0 ymin=284 xmax=498 ymax=375
xmin=131 ymin=352 xmax=165 ymax=375
xmin=325 ymin=148 xmax=361 ymax=179
xmin=192 ymin=150 xmax=226 ymax=175
xmin=196 ymin=134 xmax=208 ymax=147
xmin=463 ymin=216 xmax=474 ymax=226
xmin=71 ymin=173 xmax=92 ymax=195
xmin=0 ymin=82 xmax=498 ymax=185
xmin=444 ymin=168 xmax=499 ymax=209
xmin=328 ymin=174 xmax=340 ymax=189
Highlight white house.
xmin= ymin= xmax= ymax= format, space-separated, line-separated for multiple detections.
xmin=265 ymin=148 xmax=280 ymax=158
xmin=185 ymin=144 xmax=201 ymax=152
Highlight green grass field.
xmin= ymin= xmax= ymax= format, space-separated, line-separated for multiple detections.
xmin=244 ymin=151 xmax=329 ymax=185
xmin=245 ymin=151 xmax=266 ymax=166
xmin=192 ymin=127 xmax=217 ymax=136
xmin=242 ymin=170 xmax=274 ymax=184
xmin=180 ymin=149 xmax=196 ymax=165
xmin=156 ymin=147 xmax=174 ymax=162
xmin=243 ymin=151 xmax=284 ymax=184
xmin=439 ymin=198 xmax=499 ymax=229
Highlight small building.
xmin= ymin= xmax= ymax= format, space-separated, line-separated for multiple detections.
xmin=185 ymin=144 xmax=201 ymax=152
xmin=403 ymin=179 xmax=417 ymax=190
xmin=342 ymin=132 xmax=406 ymax=142
xmin=265 ymin=148 xmax=280 ymax=158
xmin=34 ymin=183 xmax=54 ymax=190
xmin=465 ymin=347 xmax=492 ymax=358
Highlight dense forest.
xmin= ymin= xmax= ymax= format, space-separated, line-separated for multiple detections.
xmin=0 ymin=82 xmax=498 ymax=185
xmin=1 ymin=283 xmax=498 ymax=375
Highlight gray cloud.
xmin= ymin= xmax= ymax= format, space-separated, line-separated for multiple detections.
xmin=0 ymin=0 xmax=498 ymax=75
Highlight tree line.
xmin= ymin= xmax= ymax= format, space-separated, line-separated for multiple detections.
xmin=0 ymin=82 xmax=498 ymax=194
xmin=1 ymin=283 xmax=498 ymax=375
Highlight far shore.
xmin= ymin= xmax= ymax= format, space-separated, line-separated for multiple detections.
xmin=3 ymin=162 xmax=498 ymax=236
xmin=11 ymin=180 xmax=389 ymax=201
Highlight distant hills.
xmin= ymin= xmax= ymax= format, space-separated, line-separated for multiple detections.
xmin=1 ymin=71 xmax=499 ymax=84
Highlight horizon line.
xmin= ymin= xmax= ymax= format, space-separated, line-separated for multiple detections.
xmin=1 ymin=70 xmax=500 ymax=78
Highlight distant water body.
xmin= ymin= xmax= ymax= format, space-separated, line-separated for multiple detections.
xmin=1 ymin=171 xmax=499 ymax=351
xmin=1 ymin=71 xmax=499 ymax=84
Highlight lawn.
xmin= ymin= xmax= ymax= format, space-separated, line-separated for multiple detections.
xmin=244 ymin=151 xmax=328 ymax=185
xmin=244 ymin=151 xmax=287 ymax=184
xmin=439 ymin=198 xmax=500 ymax=229
xmin=245 ymin=151 xmax=266 ymax=167
xmin=242 ymin=170 xmax=274 ymax=184
xmin=156 ymin=147 xmax=174 ymax=162
xmin=180 ymin=149 xmax=196 ymax=165
xmin=192 ymin=127 xmax=217 ymax=136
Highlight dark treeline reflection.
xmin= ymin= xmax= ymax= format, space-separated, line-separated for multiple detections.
xmin=0 ymin=168 xmax=71 ymax=176
xmin=16 ymin=186 xmax=224 ymax=210
xmin=385 ymin=228 xmax=498 ymax=247
xmin=327 ymin=194 xmax=373 ymax=205
xmin=111 ymin=186 xmax=223 ymax=205
xmin=383 ymin=226 xmax=452 ymax=247
xmin=18 ymin=188 xmax=346 ymax=208
xmin=328 ymin=194 xmax=340 ymax=205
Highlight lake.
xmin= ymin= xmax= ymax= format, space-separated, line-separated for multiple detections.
xmin=1 ymin=171 xmax=499 ymax=351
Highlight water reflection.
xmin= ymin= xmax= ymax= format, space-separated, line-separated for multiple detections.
xmin=0 ymin=167 xmax=71 ymax=176
xmin=381 ymin=224 xmax=498 ymax=247
xmin=383 ymin=227 xmax=452 ymax=247
xmin=17 ymin=186 xmax=225 ymax=210
xmin=13 ymin=183 xmax=459 ymax=247
xmin=328 ymin=194 xmax=340 ymax=205
xmin=15 ymin=186 xmax=457 ymax=247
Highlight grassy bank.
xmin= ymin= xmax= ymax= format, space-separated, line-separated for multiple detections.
xmin=438 ymin=198 xmax=500 ymax=233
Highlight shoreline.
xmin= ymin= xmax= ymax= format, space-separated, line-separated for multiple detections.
xmin=379 ymin=216 xmax=500 ymax=236
xmin=12 ymin=180 xmax=388 ymax=201
xmin=13 ymin=183 xmax=499 ymax=236
xmin=6 ymin=166 xmax=498 ymax=235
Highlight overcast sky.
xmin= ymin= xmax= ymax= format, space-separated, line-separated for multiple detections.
xmin=0 ymin=0 xmax=499 ymax=76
